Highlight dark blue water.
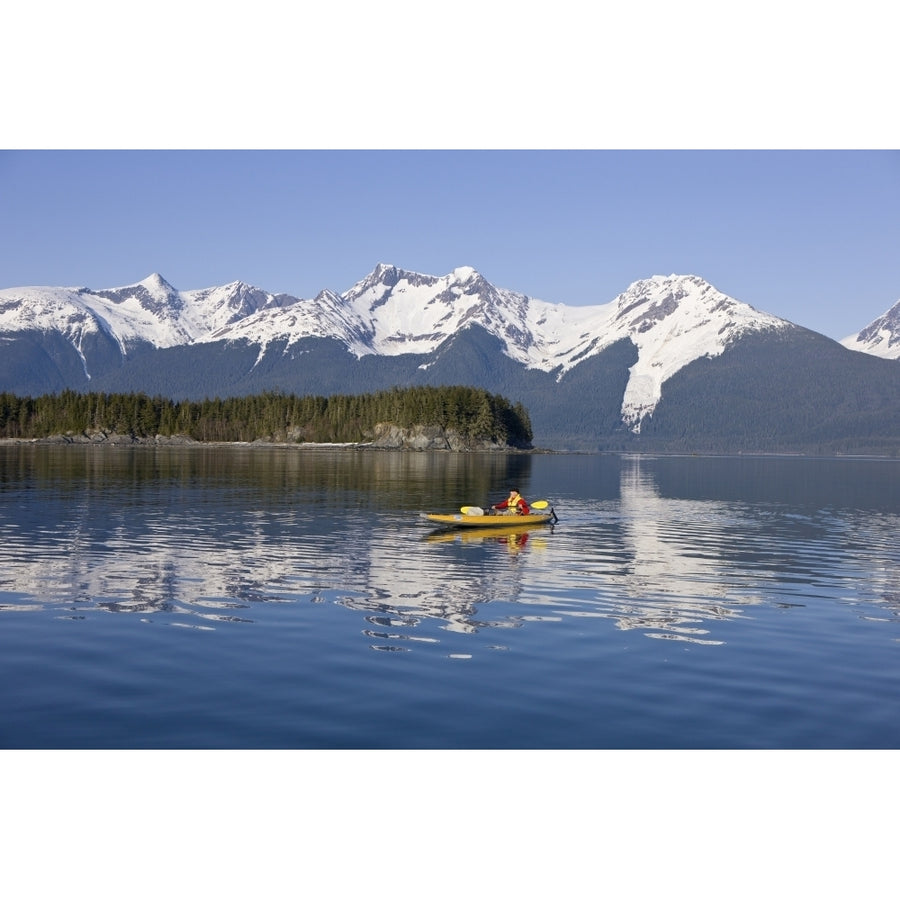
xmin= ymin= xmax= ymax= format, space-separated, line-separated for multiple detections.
xmin=1 ymin=445 xmax=898 ymax=748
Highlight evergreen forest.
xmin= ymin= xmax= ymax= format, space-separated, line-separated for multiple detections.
xmin=0 ymin=386 xmax=534 ymax=447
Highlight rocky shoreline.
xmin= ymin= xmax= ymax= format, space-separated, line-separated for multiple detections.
xmin=0 ymin=423 xmax=530 ymax=452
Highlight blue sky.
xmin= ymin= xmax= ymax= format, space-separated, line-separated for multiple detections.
xmin=3 ymin=4 xmax=898 ymax=342
xmin=2 ymin=149 xmax=898 ymax=340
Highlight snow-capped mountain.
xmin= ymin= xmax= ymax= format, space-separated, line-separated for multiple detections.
xmin=195 ymin=264 xmax=790 ymax=429
xmin=0 ymin=264 xmax=790 ymax=429
xmin=3 ymin=265 xmax=899 ymax=453
xmin=196 ymin=264 xmax=548 ymax=358
xmin=0 ymin=273 xmax=293 ymax=353
xmin=841 ymin=298 xmax=900 ymax=360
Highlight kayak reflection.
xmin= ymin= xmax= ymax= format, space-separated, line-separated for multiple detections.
xmin=423 ymin=522 xmax=552 ymax=554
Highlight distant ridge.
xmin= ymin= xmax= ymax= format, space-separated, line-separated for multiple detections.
xmin=1 ymin=265 xmax=899 ymax=454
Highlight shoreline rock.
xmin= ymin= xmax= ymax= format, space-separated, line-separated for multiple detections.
xmin=369 ymin=423 xmax=518 ymax=451
xmin=0 ymin=424 xmax=534 ymax=452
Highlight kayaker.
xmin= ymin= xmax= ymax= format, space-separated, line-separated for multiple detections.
xmin=492 ymin=488 xmax=530 ymax=516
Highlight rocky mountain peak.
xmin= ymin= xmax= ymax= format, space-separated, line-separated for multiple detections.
xmin=841 ymin=298 xmax=900 ymax=360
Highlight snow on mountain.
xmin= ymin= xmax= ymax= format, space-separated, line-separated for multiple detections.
xmin=0 ymin=274 xmax=293 ymax=353
xmin=198 ymin=288 xmax=369 ymax=358
xmin=356 ymin=267 xmax=792 ymax=429
xmin=203 ymin=263 xmax=545 ymax=359
xmin=840 ymin=298 xmax=900 ymax=360
xmin=202 ymin=264 xmax=790 ymax=431
xmin=0 ymin=284 xmax=112 ymax=376
xmin=90 ymin=274 xmax=294 ymax=348
xmin=0 ymin=284 xmax=101 ymax=341
xmin=343 ymin=263 xmax=546 ymax=357
xmin=181 ymin=280 xmax=297 ymax=337
xmin=84 ymin=274 xmax=192 ymax=349
xmin=0 ymin=264 xmax=797 ymax=430
xmin=598 ymin=275 xmax=790 ymax=429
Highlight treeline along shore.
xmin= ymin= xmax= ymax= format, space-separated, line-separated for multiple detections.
xmin=0 ymin=386 xmax=534 ymax=449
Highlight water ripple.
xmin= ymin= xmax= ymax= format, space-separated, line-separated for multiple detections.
xmin=1 ymin=448 xmax=898 ymax=655
xmin=3 ymin=447 xmax=900 ymax=749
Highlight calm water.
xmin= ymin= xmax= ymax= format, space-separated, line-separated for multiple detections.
xmin=1 ymin=444 xmax=898 ymax=748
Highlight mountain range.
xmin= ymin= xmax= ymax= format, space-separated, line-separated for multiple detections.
xmin=1 ymin=265 xmax=899 ymax=454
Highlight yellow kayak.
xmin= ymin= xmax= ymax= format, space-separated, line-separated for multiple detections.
xmin=423 ymin=511 xmax=555 ymax=528
xmin=423 ymin=521 xmax=551 ymax=543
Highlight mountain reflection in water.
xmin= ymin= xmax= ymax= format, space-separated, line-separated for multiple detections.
xmin=0 ymin=446 xmax=898 ymax=656
xmin=3 ymin=445 xmax=900 ymax=751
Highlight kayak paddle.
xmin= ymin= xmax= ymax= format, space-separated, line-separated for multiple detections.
xmin=460 ymin=499 xmax=549 ymax=514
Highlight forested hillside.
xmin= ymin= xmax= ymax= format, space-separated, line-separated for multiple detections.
xmin=0 ymin=386 xmax=534 ymax=447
